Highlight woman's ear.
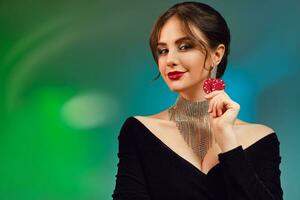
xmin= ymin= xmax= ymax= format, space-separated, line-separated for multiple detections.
xmin=213 ymin=44 xmax=225 ymax=64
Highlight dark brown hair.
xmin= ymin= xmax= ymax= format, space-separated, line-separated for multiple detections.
xmin=149 ymin=1 xmax=230 ymax=80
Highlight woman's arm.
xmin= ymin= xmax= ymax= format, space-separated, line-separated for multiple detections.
xmin=112 ymin=118 xmax=151 ymax=200
xmin=218 ymin=134 xmax=283 ymax=200
xmin=205 ymin=90 xmax=283 ymax=199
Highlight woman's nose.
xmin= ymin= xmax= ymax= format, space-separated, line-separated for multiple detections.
xmin=166 ymin=50 xmax=179 ymax=67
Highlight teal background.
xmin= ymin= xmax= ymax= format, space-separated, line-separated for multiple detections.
xmin=0 ymin=0 xmax=299 ymax=199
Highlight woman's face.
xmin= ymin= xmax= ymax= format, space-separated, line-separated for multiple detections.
xmin=157 ymin=16 xmax=213 ymax=94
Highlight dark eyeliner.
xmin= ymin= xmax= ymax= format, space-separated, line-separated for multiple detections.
xmin=157 ymin=48 xmax=167 ymax=55
xmin=179 ymin=43 xmax=193 ymax=50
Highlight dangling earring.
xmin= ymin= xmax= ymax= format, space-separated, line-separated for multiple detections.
xmin=210 ymin=62 xmax=218 ymax=79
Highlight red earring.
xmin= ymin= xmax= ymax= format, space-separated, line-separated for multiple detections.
xmin=203 ymin=78 xmax=225 ymax=94
xmin=203 ymin=63 xmax=225 ymax=94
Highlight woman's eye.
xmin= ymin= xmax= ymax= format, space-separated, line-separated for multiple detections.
xmin=157 ymin=48 xmax=168 ymax=55
xmin=179 ymin=44 xmax=192 ymax=50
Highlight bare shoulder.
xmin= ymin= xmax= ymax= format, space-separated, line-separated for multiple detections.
xmin=235 ymin=119 xmax=275 ymax=148
xmin=134 ymin=109 xmax=170 ymax=121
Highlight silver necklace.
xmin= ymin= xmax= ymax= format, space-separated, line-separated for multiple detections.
xmin=168 ymin=95 xmax=214 ymax=164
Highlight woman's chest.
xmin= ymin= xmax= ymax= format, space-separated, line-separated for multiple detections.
xmin=135 ymin=116 xmax=222 ymax=174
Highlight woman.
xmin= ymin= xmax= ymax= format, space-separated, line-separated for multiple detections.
xmin=112 ymin=2 xmax=283 ymax=199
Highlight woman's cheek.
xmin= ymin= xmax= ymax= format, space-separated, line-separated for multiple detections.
xmin=158 ymin=61 xmax=166 ymax=76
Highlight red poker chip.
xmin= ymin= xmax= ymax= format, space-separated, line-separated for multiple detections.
xmin=203 ymin=78 xmax=225 ymax=94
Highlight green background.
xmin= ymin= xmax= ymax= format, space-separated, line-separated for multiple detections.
xmin=0 ymin=0 xmax=299 ymax=199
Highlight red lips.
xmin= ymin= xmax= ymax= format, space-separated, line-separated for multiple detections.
xmin=167 ymin=71 xmax=186 ymax=80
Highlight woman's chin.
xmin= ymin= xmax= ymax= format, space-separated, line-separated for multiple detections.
xmin=168 ymin=86 xmax=186 ymax=93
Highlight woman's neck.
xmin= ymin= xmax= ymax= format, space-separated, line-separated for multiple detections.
xmin=178 ymin=81 xmax=207 ymax=102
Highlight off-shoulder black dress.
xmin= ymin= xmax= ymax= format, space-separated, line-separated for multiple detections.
xmin=112 ymin=116 xmax=283 ymax=200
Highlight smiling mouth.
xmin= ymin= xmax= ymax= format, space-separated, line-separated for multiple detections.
xmin=167 ymin=71 xmax=186 ymax=80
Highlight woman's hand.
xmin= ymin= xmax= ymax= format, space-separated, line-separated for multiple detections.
xmin=204 ymin=90 xmax=240 ymax=151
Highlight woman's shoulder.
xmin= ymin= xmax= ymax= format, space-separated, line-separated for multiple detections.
xmin=136 ymin=112 xmax=276 ymax=138
xmin=132 ymin=110 xmax=171 ymax=125
xmin=120 ymin=113 xmax=166 ymax=132
xmin=118 ymin=116 xmax=142 ymax=137
xmin=235 ymin=120 xmax=278 ymax=149
xmin=235 ymin=119 xmax=275 ymax=135
xmin=130 ymin=112 xmax=278 ymax=149
xmin=119 ymin=113 xmax=171 ymax=144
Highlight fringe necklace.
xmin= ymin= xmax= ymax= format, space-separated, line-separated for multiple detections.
xmin=168 ymin=95 xmax=214 ymax=164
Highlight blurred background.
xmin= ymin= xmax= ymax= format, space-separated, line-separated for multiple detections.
xmin=0 ymin=0 xmax=299 ymax=199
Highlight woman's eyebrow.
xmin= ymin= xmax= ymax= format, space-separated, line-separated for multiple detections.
xmin=157 ymin=36 xmax=191 ymax=46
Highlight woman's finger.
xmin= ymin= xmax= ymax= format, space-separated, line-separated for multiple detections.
xmin=207 ymin=92 xmax=221 ymax=112
xmin=216 ymin=100 xmax=224 ymax=117
xmin=208 ymin=98 xmax=215 ymax=116
xmin=204 ymin=90 xmax=224 ymax=99
xmin=214 ymin=97 xmax=224 ymax=116
xmin=208 ymin=95 xmax=218 ymax=115
xmin=210 ymin=93 xmax=231 ymax=117
xmin=212 ymin=98 xmax=220 ymax=118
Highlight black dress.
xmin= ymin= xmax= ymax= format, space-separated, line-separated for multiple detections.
xmin=112 ymin=116 xmax=283 ymax=200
